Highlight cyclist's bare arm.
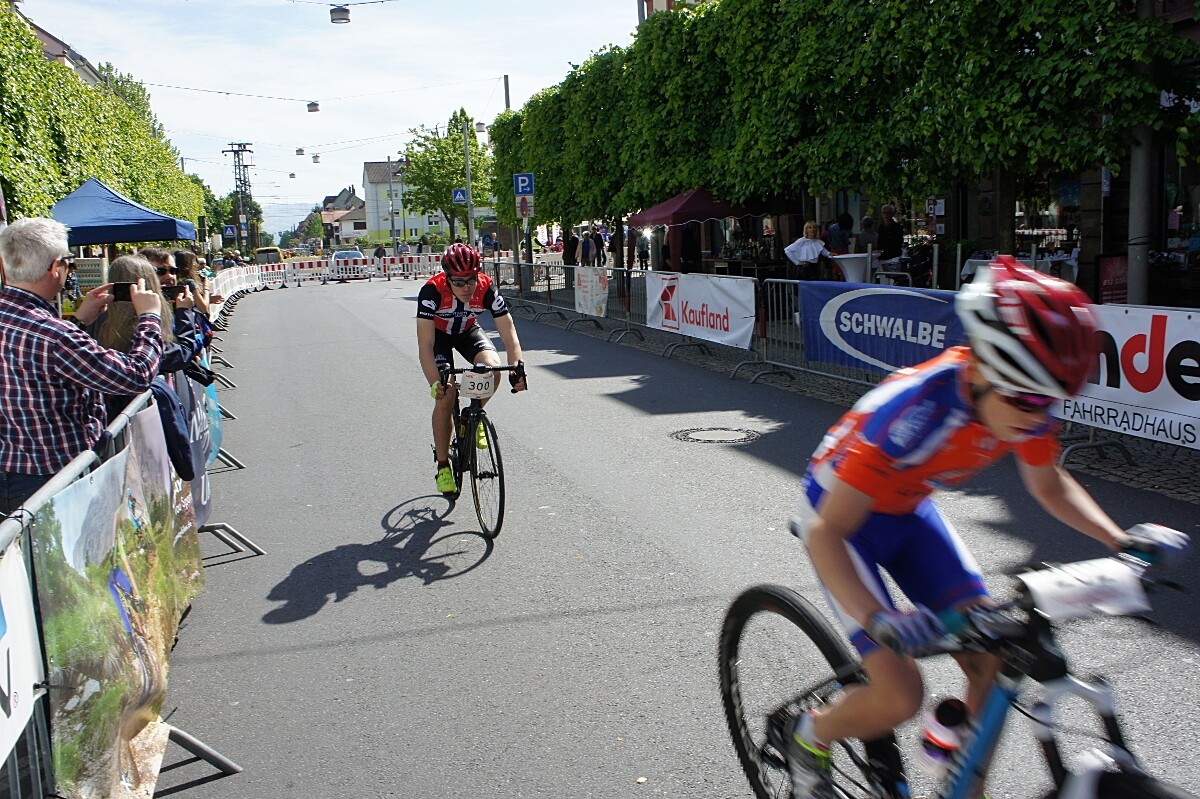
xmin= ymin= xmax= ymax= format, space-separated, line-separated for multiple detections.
xmin=804 ymin=477 xmax=880 ymax=626
xmin=416 ymin=317 xmax=442 ymax=389
xmin=1017 ymin=460 xmax=1127 ymax=550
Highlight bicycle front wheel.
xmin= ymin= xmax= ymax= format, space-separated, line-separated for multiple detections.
xmin=470 ymin=415 xmax=505 ymax=539
xmin=1041 ymin=771 xmax=1199 ymax=799
xmin=720 ymin=584 xmax=897 ymax=799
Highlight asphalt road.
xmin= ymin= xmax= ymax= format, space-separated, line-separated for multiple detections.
xmin=155 ymin=277 xmax=1200 ymax=799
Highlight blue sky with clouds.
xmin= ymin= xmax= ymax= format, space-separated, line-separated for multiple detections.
xmin=20 ymin=0 xmax=641 ymax=235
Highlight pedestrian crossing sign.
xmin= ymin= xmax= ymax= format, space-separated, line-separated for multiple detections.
xmin=452 ymin=189 xmax=468 ymax=204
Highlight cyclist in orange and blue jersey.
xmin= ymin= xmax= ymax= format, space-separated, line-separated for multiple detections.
xmin=417 ymin=244 xmax=526 ymax=494
xmin=782 ymin=256 xmax=1189 ymax=799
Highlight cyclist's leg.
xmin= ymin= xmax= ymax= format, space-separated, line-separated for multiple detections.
xmin=792 ymin=490 xmax=926 ymax=746
xmin=460 ymin=326 xmax=501 ymax=408
xmin=432 ymin=332 xmax=457 ymax=463
xmin=888 ymin=498 xmax=998 ymax=715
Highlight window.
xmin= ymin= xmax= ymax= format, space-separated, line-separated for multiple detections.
xmin=353 ymin=221 xmax=367 ymax=231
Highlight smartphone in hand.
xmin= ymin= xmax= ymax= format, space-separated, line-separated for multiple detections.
xmin=162 ymin=285 xmax=187 ymax=301
xmin=111 ymin=282 xmax=134 ymax=302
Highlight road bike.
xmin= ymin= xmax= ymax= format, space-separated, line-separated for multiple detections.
xmin=719 ymin=548 xmax=1196 ymax=799
xmin=436 ymin=363 xmax=523 ymax=539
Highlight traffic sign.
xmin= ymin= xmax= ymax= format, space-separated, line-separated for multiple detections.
xmin=516 ymin=196 xmax=535 ymax=219
xmin=223 ymin=225 xmax=236 ymax=238
xmin=513 ymin=173 xmax=534 ymax=196
xmin=452 ymin=188 xmax=468 ymax=204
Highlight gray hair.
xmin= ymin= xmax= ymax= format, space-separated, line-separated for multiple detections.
xmin=0 ymin=218 xmax=70 ymax=284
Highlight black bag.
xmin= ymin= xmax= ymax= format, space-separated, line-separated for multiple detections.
xmin=183 ymin=361 xmax=216 ymax=387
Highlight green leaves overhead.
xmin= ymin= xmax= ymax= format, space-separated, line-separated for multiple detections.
xmin=488 ymin=0 xmax=1200 ymax=221
xmin=0 ymin=5 xmax=203 ymax=223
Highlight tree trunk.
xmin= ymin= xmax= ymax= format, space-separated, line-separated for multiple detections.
xmin=995 ymin=168 xmax=1018 ymax=256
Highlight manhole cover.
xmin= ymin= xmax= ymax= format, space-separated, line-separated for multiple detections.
xmin=670 ymin=427 xmax=762 ymax=444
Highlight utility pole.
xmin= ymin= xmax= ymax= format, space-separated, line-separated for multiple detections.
xmin=387 ymin=155 xmax=397 ymax=254
xmin=463 ymin=118 xmax=476 ymax=249
xmin=223 ymin=142 xmax=253 ymax=253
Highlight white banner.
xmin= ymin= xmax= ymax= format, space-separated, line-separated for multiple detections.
xmin=574 ymin=266 xmax=609 ymax=318
xmin=645 ymin=272 xmax=756 ymax=349
xmin=0 ymin=540 xmax=45 ymax=758
xmin=1059 ymin=304 xmax=1200 ymax=449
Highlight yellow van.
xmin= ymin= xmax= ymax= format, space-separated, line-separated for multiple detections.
xmin=254 ymin=246 xmax=285 ymax=264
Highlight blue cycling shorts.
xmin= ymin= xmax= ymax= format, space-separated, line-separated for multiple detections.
xmin=793 ymin=478 xmax=988 ymax=656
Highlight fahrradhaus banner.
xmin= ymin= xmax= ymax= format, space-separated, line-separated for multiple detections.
xmin=1061 ymin=304 xmax=1200 ymax=450
xmin=798 ymin=284 xmax=965 ymax=372
xmin=645 ymin=272 xmax=756 ymax=349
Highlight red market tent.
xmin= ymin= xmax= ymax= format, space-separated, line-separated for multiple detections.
xmin=626 ymin=186 xmax=756 ymax=227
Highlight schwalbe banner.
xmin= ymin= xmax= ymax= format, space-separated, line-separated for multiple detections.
xmin=798 ymin=284 xmax=965 ymax=372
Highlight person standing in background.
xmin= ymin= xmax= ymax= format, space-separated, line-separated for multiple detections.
xmin=878 ymin=204 xmax=905 ymax=262
xmin=562 ymin=229 xmax=580 ymax=266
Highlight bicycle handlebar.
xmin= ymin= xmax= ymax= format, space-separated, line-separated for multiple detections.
xmin=438 ymin=362 xmax=527 ymax=394
xmin=868 ymin=553 xmax=1179 ymax=658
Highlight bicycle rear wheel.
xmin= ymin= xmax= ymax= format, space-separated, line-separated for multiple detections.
xmin=470 ymin=415 xmax=505 ymax=539
xmin=719 ymin=584 xmax=902 ymax=799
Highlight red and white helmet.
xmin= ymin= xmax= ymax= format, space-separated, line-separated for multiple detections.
xmin=441 ymin=243 xmax=481 ymax=277
xmin=955 ymin=255 xmax=1098 ymax=398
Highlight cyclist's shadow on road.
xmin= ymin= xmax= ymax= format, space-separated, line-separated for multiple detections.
xmin=262 ymin=496 xmax=492 ymax=624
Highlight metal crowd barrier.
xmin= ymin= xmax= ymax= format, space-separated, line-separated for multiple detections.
xmin=485 ymin=265 xmax=883 ymax=386
xmin=0 ymin=391 xmax=158 ymax=798
xmin=747 ymin=279 xmax=881 ymax=386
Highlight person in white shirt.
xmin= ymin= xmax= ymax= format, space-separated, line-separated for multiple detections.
xmin=784 ymin=220 xmax=832 ymax=280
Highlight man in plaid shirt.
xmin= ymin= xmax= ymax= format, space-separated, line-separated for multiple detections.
xmin=0 ymin=218 xmax=163 ymax=516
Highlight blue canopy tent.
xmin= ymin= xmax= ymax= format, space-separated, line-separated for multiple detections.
xmin=50 ymin=178 xmax=195 ymax=246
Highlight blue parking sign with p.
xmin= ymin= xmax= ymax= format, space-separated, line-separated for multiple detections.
xmin=513 ymin=173 xmax=534 ymax=196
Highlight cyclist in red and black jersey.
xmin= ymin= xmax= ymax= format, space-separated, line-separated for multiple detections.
xmin=417 ymin=243 xmax=526 ymax=494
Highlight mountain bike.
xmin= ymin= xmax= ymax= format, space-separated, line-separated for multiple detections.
xmin=436 ymin=363 xmax=524 ymax=539
xmin=719 ymin=548 xmax=1197 ymax=799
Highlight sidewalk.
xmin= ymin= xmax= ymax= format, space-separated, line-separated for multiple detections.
xmin=514 ymin=308 xmax=1200 ymax=507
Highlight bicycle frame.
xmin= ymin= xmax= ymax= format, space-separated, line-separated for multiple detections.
xmin=932 ymin=616 xmax=1139 ymax=799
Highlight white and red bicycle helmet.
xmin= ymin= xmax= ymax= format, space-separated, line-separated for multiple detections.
xmin=442 ymin=243 xmax=482 ymax=277
xmin=956 ymin=255 xmax=1098 ymax=398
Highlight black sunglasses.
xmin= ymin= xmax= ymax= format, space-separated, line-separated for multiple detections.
xmin=449 ymin=276 xmax=478 ymax=287
xmin=156 ymin=266 xmax=182 ymax=277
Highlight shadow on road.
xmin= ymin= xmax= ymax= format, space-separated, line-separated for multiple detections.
xmin=261 ymin=496 xmax=493 ymax=623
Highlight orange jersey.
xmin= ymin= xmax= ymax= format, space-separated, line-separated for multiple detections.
xmin=807 ymin=347 xmax=1058 ymax=514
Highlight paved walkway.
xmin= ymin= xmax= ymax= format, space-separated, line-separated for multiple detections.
xmin=510 ymin=307 xmax=1200 ymax=507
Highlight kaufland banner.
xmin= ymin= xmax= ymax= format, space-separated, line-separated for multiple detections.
xmin=798 ymin=284 xmax=965 ymax=372
xmin=645 ymin=273 xmax=756 ymax=349
xmin=1061 ymin=304 xmax=1200 ymax=450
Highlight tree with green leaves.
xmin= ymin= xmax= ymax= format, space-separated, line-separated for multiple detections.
xmin=97 ymin=62 xmax=165 ymax=141
xmin=487 ymin=0 xmax=1200 ymax=255
xmin=402 ymin=109 xmax=491 ymax=240
xmin=185 ymin=174 xmax=227 ymax=233
xmin=303 ymin=211 xmax=324 ymax=241
xmin=0 ymin=7 xmax=201 ymax=222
